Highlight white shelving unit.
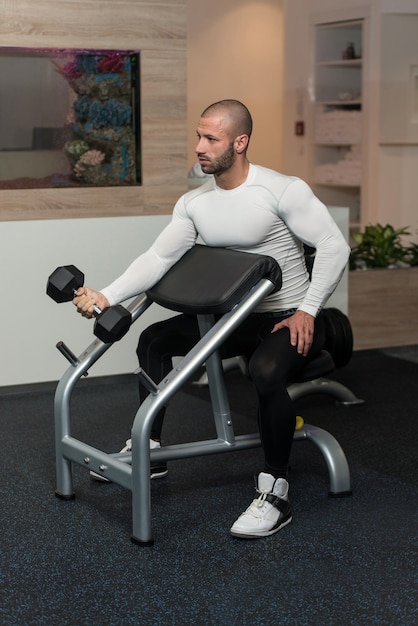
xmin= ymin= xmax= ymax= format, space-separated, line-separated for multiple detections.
xmin=312 ymin=19 xmax=364 ymax=230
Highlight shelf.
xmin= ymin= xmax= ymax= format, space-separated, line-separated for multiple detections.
xmin=316 ymin=100 xmax=362 ymax=106
xmin=317 ymin=59 xmax=362 ymax=67
xmin=313 ymin=17 xmax=365 ymax=228
xmin=314 ymin=181 xmax=361 ymax=188
xmin=317 ymin=18 xmax=363 ymax=30
xmin=314 ymin=142 xmax=361 ymax=146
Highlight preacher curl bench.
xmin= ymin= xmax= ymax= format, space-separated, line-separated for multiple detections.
xmin=53 ymin=245 xmax=360 ymax=546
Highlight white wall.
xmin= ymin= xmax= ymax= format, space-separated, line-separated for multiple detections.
xmin=325 ymin=206 xmax=349 ymax=313
xmin=187 ymin=0 xmax=284 ymax=171
xmin=378 ymin=11 xmax=418 ymax=236
xmin=1 ymin=216 xmax=172 ymax=387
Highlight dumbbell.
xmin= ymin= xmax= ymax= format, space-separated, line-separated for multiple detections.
xmin=47 ymin=265 xmax=132 ymax=343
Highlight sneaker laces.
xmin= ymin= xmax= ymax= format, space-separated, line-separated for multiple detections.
xmin=120 ymin=439 xmax=132 ymax=453
xmin=121 ymin=438 xmax=161 ymax=454
xmin=246 ymin=487 xmax=273 ymax=518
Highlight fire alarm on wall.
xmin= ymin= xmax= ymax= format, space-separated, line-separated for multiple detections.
xmin=295 ymin=121 xmax=305 ymax=136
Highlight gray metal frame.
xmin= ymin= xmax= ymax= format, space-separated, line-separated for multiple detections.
xmin=54 ymin=277 xmax=351 ymax=546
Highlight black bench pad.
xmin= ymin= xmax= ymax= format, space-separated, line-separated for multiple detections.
xmin=146 ymin=245 xmax=282 ymax=315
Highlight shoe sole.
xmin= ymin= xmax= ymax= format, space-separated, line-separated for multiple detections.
xmin=150 ymin=468 xmax=168 ymax=479
xmin=230 ymin=514 xmax=292 ymax=539
xmin=90 ymin=471 xmax=110 ymax=482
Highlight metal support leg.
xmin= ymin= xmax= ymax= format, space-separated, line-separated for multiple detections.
xmin=54 ymin=339 xmax=108 ymax=499
xmin=197 ymin=315 xmax=236 ymax=444
xmin=294 ymin=424 xmax=352 ymax=495
xmin=54 ymin=294 xmax=152 ymax=500
xmin=288 ymin=378 xmax=364 ymax=405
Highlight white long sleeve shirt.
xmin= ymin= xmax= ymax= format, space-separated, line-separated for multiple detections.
xmin=101 ymin=164 xmax=351 ymax=317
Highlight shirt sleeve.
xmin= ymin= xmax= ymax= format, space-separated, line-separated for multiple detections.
xmin=100 ymin=198 xmax=198 ymax=305
xmin=278 ymin=178 xmax=351 ymax=316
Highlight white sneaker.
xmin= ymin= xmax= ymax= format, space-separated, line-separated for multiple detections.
xmin=230 ymin=473 xmax=292 ymax=539
xmin=90 ymin=438 xmax=168 ymax=482
xmin=149 ymin=439 xmax=169 ymax=479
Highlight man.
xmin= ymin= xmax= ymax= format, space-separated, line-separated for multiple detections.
xmin=74 ymin=99 xmax=350 ymax=539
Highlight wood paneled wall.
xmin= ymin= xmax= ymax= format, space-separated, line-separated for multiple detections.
xmin=349 ymin=267 xmax=418 ymax=350
xmin=0 ymin=0 xmax=187 ymax=220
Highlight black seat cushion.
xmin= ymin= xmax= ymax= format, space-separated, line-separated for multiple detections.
xmin=147 ymin=245 xmax=282 ymax=315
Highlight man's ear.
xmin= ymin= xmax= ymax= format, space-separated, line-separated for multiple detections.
xmin=235 ymin=134 xmax=249 ymax=154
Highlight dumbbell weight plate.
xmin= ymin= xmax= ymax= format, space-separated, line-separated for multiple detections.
xmin=95 ymin=305 xmax=132 ymax=344
xmin=47 ymin=265 xmax=85 ymax=303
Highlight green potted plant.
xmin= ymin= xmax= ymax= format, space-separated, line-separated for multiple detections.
xmin=349 ymin=223 xmax=411 ymax=270
xmin=406 ymin=241 xmax=418 ymax=267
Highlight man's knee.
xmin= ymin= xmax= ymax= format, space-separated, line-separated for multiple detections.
xmin=136 ymin=314 xmax=198 ymax=362
xmin=248 ymin=352 xmax=288 ymax=393
xmin=136 ymin=321 xmax=165 ymax=359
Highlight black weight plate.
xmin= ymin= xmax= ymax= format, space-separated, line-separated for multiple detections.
xmin=325 ymin=308 xmax=347 ymax=367
xmin=325 ymin=308 xmax=353 ymax=367
xmin=47 ymin=265 xmax=84 ymax=303
xmin=323 ymin=308 xmax=339 ymax=362
xmin=331 ymin=308 xmax=353 ymax=365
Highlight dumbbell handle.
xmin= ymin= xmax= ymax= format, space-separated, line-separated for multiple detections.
xmin=72 ymin=287 xmax=102 ymax=317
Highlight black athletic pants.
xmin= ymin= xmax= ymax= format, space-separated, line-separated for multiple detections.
xmin=137 ymin=310 xmax=326 ymax=478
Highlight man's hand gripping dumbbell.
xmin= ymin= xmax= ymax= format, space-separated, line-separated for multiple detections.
xmin=47 ymin=265 xmax=132 ymax=343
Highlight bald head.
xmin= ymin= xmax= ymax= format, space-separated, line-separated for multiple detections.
xmin=201 ymin=100 xmax=253 ymax=142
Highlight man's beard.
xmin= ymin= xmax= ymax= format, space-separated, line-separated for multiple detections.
xmin=200 ymin=142 xmax=235 ymax=175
